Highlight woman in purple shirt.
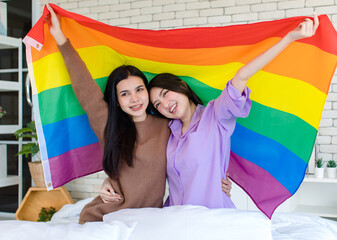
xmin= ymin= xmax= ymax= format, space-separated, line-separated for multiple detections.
xmin=148 ymin=15 xmax=319 ymax=208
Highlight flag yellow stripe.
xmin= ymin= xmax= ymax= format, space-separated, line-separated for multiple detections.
xmin=34 ymin=47 xmax=325 ymax=129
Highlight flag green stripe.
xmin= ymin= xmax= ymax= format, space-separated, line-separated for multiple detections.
xmin=237 ymin=101 xmax=317 ymax=163
xmin=38 ymin=77 xmax=108 ymax=125
xmin=38 ymin=72 xmax=315 ymax=162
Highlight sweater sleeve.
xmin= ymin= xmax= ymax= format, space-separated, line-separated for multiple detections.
xmin=58 ymin=40 xmax=108 ymax=145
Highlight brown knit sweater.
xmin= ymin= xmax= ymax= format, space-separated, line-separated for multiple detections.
xmin=58 ymin=40 xmax=170 ymax=223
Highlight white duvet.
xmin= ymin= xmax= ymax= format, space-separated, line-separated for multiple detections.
xmin=271 ymin=212 xmax=337 ymax=240
xmin=0 ymin=198 xmax=336 ymax=240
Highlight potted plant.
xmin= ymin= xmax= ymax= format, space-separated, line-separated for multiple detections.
xmin=14 ymin=121 xmax=45 ymax=188
xmin=0 ymin=106 xmax=6 ymax=119
xmin=326 ymin=160 xmax=336 ymax=179
xmin=314 ymin=158 xmax=325 ymax=178
xmin=37 ymin=206 xmax=56 ymax=222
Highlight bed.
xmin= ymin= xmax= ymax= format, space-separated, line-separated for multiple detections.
xmin=1 ymin=198 xmax=336 ymax=240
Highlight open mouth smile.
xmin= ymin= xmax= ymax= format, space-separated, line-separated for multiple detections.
xmin=169 ymin=104 xmax=177 ymax=113
xmin=130 ymin=104 xmax=143 ymax=111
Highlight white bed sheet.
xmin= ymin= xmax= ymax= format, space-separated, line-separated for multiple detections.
xmin=1 ymin=198 xmax=136 ymax=240
xmin=0 ymin=219 xmax=135 ymax=240
xmin=103 ymin=205 xmax=272 ymax=240
xmin=0 ymin=198 xmax=336 ymax=240
xmin=271 ymin=212 xmax=337 ymax=240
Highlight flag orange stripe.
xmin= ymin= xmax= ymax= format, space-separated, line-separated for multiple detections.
xmin=31 ymin=18 xmax=336 ymax=94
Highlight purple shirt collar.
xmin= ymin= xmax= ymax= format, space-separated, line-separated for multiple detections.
xmin=169 ymin=104 xmax=204 ymax=139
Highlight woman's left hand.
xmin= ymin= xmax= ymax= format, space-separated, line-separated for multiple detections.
xmin=286 ymin=13 xmax=319 ymax=42
xmin=45 ymin=4 xmax=67 ymax=45
xmin=221 ymin=173 xmax=232 ymax=197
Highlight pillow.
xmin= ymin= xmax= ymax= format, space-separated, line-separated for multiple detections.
xmin=104 ymin=205 xmax=272 ymax=240
xmin=50 ymin=197 xmax=94 ymax=224
xmin=0 ymin=219 xmax=136 ymax=240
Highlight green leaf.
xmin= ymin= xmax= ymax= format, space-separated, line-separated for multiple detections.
xmin=27 ymin=121 xmax=36 ymax=132
xmin=315 ymin=158 xmax=324 ymax=168
xmin=30 ymin=144 xmax=39 ymax=156
xmin=327 ymin=160 xmax=337 ymax=168
xmin=14 ymin=128 xmax=34 ymax=138
xmin=18 ymin=133 xmax=37 ymax=140
xmin=14 ymin=121 xmax=37 ymax=139
xmin=15 ymin=121 xmax=40 ymax=158
xmin=16 ymin=143 xmax=39 ymax=158
xmin=17 ymin=149 xmax=31 ymax=158
xmin=37 ymin=206 xmax=56 ymax=222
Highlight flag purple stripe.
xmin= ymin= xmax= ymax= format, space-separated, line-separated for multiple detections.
xmin=48 ymin=142 xmax=103 ymax=188
xmin=228 ymin=151 xmax=292 ymax=218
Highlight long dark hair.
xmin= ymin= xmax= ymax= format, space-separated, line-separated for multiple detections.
xmin=103 ymin=65 xmax=150 ymax=179
xmin=148 ymin=73 xmax=203 ymax=118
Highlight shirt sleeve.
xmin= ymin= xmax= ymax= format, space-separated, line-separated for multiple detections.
xmin=58 ymin=40 xmax=108 ymax=143
xmin=213 ymin=80 xmax=252 ymax=124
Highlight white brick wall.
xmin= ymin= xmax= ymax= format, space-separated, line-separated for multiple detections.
xmin=41 ymin=0 xmax=337 ymax=201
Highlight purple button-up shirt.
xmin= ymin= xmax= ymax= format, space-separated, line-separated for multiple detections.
xmin=166 ymin=81 xmax=251 ymax=208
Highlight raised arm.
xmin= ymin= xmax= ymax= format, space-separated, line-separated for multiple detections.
xmin=46 ymin=4 xmax=67 ymax=45
xmin=46 ymin=4 xmax=108 ymax=143
xmin=231 ymin=14 xmax=319 ymax=94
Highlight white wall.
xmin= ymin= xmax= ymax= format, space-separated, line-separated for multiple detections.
xmin=39 ymin=0 xmax=337 ymax=202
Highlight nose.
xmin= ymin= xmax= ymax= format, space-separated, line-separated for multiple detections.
xmin=130 ymin=92 xmax=139 ymax=103
xmin=162 ymin=98 xmax=170 ymax=109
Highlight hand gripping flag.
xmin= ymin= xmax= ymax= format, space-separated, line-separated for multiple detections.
xmin=23 ymin=4 xmax=337 ymax=218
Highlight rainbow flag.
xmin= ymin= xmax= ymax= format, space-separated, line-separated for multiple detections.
xmin=24 ymin=4 xmax=337 ymax=218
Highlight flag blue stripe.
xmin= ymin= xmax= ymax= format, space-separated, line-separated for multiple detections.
xmin=231 ymin=123 xmax=307 ymax=194
xmin=43 ymin=114 xmax=99 ymax=158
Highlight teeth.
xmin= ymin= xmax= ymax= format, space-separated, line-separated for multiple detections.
xmin=169 ymin=104 xmax=177 ymax=113
xmin=131 ymin=104 xmax=141 ymax=109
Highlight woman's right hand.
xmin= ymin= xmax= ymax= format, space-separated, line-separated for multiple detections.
xmin=45 ymin=4 xmax=67 ymax=45
xmin=285 ymin=14 xmax=319 ymax=42
xmin=100 ymin=177 xmax=122 ymax=203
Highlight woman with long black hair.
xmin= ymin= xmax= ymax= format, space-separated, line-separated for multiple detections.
xmin=46 ymin=4 xmax=171 ymax=223
xmin=46 ymin=3 xmax=234 ymax=223
xmin=46 ymin=4 xmax=233 ymax=223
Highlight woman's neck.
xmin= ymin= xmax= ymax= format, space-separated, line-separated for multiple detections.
xmin=181 ymin=101 xmax=196 ymax=135
xmin=132 ymin=113 xmax=148 ymax=123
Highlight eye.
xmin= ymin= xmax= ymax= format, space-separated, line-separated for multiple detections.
xmin=155 ymin=102 xmax=160 ymax=109
xmin=121 ymin=92 xmax=128 ymax=96
xmin=163 ymin=90 xmax=169 ymax=97
xmin=137 ymin=87 xmax=144 ymax=92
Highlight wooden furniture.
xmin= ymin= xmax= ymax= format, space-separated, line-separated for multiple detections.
xmin=0 ymin=35 xmax=23 ymax=208
xmin=15 ymin=186 xmax=74 ymax=221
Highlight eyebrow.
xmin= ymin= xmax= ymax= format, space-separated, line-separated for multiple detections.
xmin=119 ymin=85 xmax=144 ymax=94
xmin=159 ymin=88 xmax=164 ymax=97
xmin=136 ymin=85 xmax=145 ymax=89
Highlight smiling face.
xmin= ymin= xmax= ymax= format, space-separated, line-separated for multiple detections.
xmin=116 ymin=75 xmax=149 ymax=122
xmin=150 ymin=87 xmax=191 ymax=120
